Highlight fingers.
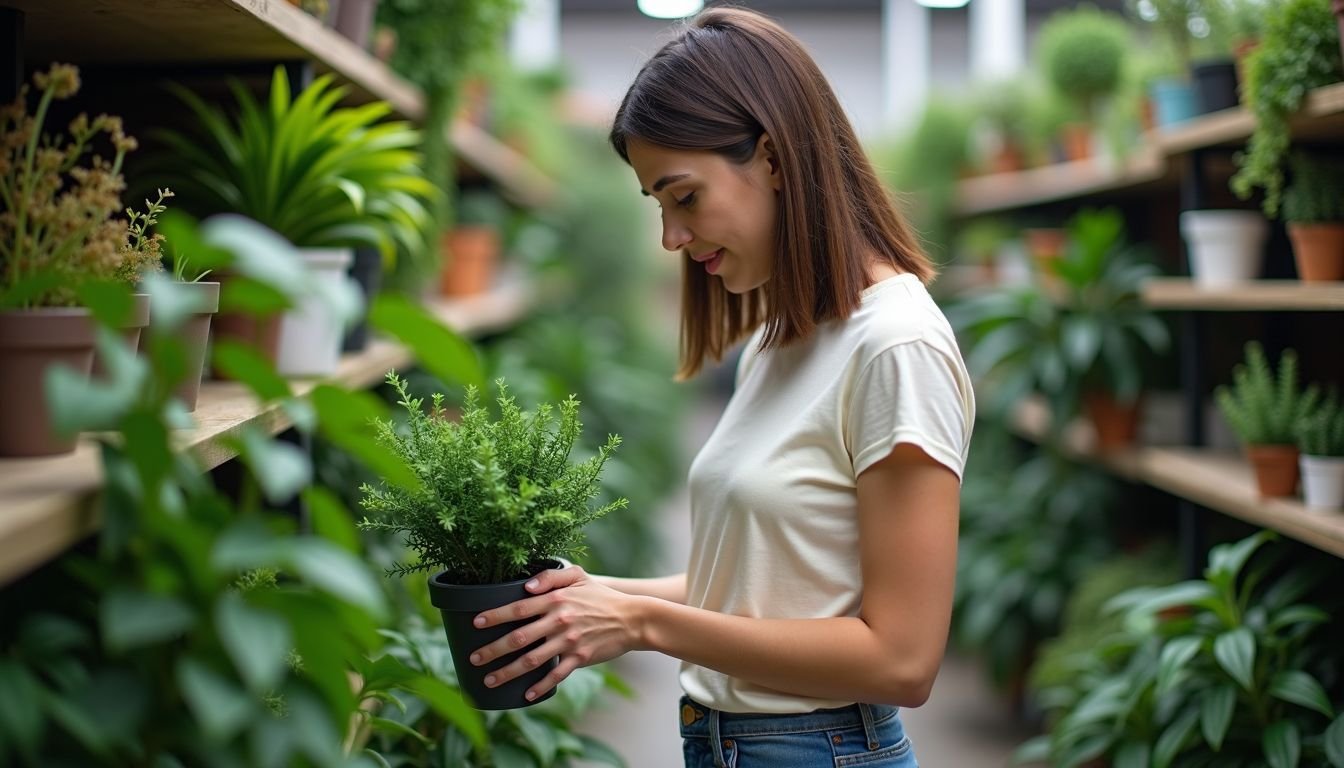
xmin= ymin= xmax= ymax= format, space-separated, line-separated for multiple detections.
xmin=479 ymin=633 xmax=570 ymax=693
xmin=523 ymin=655 xmax=583 ymax=702
xmin=524 ymin=564 xmax=586 ymax=595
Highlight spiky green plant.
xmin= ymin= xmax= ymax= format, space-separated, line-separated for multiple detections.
xmin=1215 ymin=342 xmax=1322 ymax=446
xmin=1298 ymin=393 xmax=1344 ymax=458
xmin=359 ymin=372 xmax=627 ymax=585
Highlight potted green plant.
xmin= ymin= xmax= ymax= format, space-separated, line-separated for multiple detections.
xmin=91 ymin=188 xmax=169 ymax=379
xmin=1216 ymin=342 xmax=1322 ymax=497
xmin=439 ymin=189 xmax=507 ymax=298
xmin=1297 ymin=394 xmax=1344 ymax=510
xmin=1282 ymin=152 xmax=1344 ymax=282
xmin=0 ymin=64 xmax=161 ymax=456
xmin=974 ymin=77 xmax=1033 ymax=174
xmin=358 ymin=373 xmax=627 ymax=710
xmin=1132 ymin=0 xmax=1202 ymax=126
xmin=155 ymin=67 xmax=436 ymax=376
xmin=1037 ymin=7 xmax=1133 ymax=162
xmin=1231 ymin=0 xmax=1344 ymax=218
xmin=154 ymin=210 xmax=223 ymax=412
xmin=1020 ymin=531 xmax=1344 ymax=768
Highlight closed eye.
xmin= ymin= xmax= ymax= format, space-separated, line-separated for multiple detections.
xmin=675 ymin=192 xmax=696 ymax=209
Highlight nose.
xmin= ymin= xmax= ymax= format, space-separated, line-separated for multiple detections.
xmin=661 ymin=213 xmax=693 ymax=253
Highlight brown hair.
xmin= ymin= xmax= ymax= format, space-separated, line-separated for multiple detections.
xmin=610 ymin=7 xmax=934 ymax=379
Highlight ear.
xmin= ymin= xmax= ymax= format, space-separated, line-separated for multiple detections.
xmin=755 ymin=132 xmax=781 ymax=191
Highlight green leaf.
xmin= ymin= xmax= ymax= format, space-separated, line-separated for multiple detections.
xmin=369 ymin=295 xmax=484 ymax=392
xmin=176 ymin=657 xmax=256 ymax=742
xmin=577 ymin=733 xmax=627 ymax=767
xmin=1326 ymin=712 xmax=1344 ymax=767
xmin=101 ymin=590 xmax=196 ymax=653
xmin=288 ymin=539 xmax=386 ymax=618
xmin=494 ymin=742 xmax=539 ymax=768
xmin=236 ymin=428 xmax=312 ymax=504
xmin=0 ymin=661 xmax=44 ymax=760
xmin=1269 ymin=671 xmax=1335 ymax=718
xmin=212 ymin=341 xmax=291 ymax=401
xmin=75 ymin=280 xmax=134 ymax=328
xmin=305 ymin=486 xmax=361 ymax=553
xmin=1153 ymin=707 xmax=1199 ymax=768
xmin=510 ymin=711 xmax=558 ymax=765
xmin=1157 ymin=636 xmax=1201 ymax=696
xmin=1264 ymin=720 xmax=1300 ymax=768
xmin=1114 ymin=740 xmax=1149 ymax=768
xmin=368 ymin=716 xmax=432 ymax=745
xmin=309 ymin=385 xmax=421 ymax=492
xmin=1201 ymin=683 xmax=1237 ymax=751
xmin=216 ymin=592 xmax=291 ymax=694
xmin=1207 ymin=531 xmax=1274 ymax=590
xmin=1214 ymin=628 xmax=1256 ymax=691
xmin=407 ymin=675 xmax=487 ymax=751
xmin=1012 ymin=735 xmax=1051 ymax=764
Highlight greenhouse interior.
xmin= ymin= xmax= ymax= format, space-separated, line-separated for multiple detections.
xmin=2 ymin=0 xmax=1344 ymax=765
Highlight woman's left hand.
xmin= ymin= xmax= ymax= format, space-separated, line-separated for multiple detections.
xmin=469 ymin=564 xmax=643 ymax=701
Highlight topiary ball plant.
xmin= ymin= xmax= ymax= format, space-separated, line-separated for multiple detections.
xmin=1037 ymin=7 xmax=1134 ymax=124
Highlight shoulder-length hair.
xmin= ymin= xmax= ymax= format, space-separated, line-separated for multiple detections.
xmin=610 ymin=7 xmax=934 ymax=379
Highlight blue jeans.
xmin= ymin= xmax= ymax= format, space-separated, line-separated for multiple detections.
xmin=679 ymin=696 xmax=918 ymax=767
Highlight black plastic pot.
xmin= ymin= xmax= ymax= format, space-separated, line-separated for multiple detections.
xmin=1192 ymin=59 xmax=1239 ymax=115
xmin=429 ymin=560 xmax=563 ymax=710
xmin=342 ymin=247 xmax=382 ymax=353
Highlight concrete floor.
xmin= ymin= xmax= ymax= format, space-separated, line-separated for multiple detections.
xmin=575 ymin=394 xmax=1036 ymax=767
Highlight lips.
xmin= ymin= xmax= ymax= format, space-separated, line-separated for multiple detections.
xmin=691 ymin=248 xmax=725 ymax=275
xmin=691 ymin=248 xmax=722 ymax=263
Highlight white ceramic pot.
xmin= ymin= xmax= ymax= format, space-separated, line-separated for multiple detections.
xmin=1300 ymin=455 xmax=1344 ymax=510
xmin=1180 ymin=211 xmax=1268 ymax=285
xmin=276 ymin=248 xmax=355 ymax=377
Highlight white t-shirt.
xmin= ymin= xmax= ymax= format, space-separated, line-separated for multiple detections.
xmin=679 ymin=272 xmax=976 ymax=714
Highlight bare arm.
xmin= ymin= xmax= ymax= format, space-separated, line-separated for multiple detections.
xmin=593 ymin=573 xmax=687 ymax=604
xmin=469 ymin=443 xmax=959 ymax=707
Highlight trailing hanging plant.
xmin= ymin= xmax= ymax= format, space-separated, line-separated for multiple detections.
xmin=1215 ymin=341 xmax=1322 ymax=446
xmin=1230 ymin=0 xmax=1343 ymax=217
xmin=358 ymin=372 xmax=627 ymax=586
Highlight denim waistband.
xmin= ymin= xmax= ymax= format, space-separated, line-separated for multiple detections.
xmin=678 ymin=695 xmax=900 ymax=739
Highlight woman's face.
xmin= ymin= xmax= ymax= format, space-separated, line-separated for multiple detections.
xmin=626 ymin=136 xmax=781 ymax=294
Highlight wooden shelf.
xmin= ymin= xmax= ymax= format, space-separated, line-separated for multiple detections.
xmin=5 ymin=0 xmax=554 ymax=208
xmin=955 ymin=81 xmax=1344 ymax=217
xmin=1008 ymin=397 xmax=1344 ymax=560
xmin=1142 ymin=278 xmax=1344 ymax=311
xmin=0 ymin=277 xmax=536 ymax=587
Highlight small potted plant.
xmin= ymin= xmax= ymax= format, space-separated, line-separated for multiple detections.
xmin=1231 ymin=0 xmax=1343 ymax=218
xmin=1282 ymin=152 xmax=1344 ymax=282
xmin=1297 ymin=393 xmax=1344 ymax=509
xmin=1036 ymin=6 xmax=1133 ymax=162
xmin=1133 ymin=0 xmax=1201 ymax=126
xmin=155 ymin=67 xmax=436 ymax=376
xmin=358 ymin=373 xmax=627 ymax=710
xmin=91 ymin=189 xmax=170 ymax=379
xmin=0 ymin=64 xmax=159 ymax=456
xmin=1216 ymin=342 xmax=1321 ymax=497
xmin=439 ymin=189 xmax=507 ymax=298
xmin=154 ymin=211 xmax=222 ymax=412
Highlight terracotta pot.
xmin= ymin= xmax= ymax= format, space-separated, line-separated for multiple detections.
xmin=1023 ymin=228 xmax=1067 ymax=278
xmin=990 ymin=143 xmax=1025 ymax=175
xmin=1060 ymin=123 xmax=1092 ymax=162
xmin=0 ymin=308 xmax=96 ymax=457
xmin=1246 ymin=444 xmax=1300 ymax=498
xmin=1287 ymin=223 xmax=1344 ymax=282
xmin=439 ymin=226 xmax=499 ymax=297
xmin=210 ymin=273 xmax=281 ymax=380
xmin=92 ymin=292 xmax=151 ymax=379
xmin=1085 ymin=391 xmax=1142 ymax=451
xmin=175 ymin=282 xmax=220 ymax=412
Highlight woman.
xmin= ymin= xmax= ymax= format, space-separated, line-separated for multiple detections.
xmin=467 ymin=8 xmax=974 ymax=766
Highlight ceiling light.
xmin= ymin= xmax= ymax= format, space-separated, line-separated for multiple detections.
xmin=638 ymin=0 xmax=704 ymax=19
xmin=916 ymin=0 xmax=970 ymax=7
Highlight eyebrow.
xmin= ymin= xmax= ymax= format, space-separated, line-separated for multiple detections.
xmin=640 ymin=173 xmax=691 ymax=196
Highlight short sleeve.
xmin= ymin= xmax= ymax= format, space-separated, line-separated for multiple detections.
xmin=846 ymin=339 xmax=975 ymax=481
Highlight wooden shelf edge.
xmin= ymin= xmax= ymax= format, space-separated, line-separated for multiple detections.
xmin=1005 ymin=396 xmax=1344 ymax=560
xmin=1142 ymin=278 xmax=1344 ymax=311
xmin=0 ymin=277 xmax=536 ymax=587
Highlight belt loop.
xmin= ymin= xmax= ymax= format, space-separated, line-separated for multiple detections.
xmin=708 ymin=706 xmax=727 ymax=767
xmin=858 ymin=703 xmax=880 ymax=750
